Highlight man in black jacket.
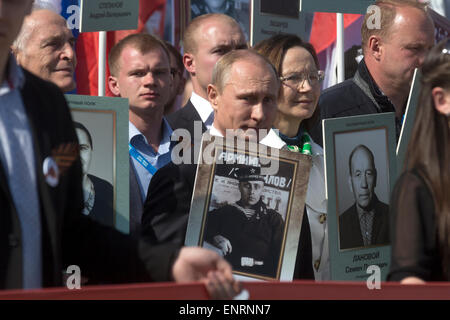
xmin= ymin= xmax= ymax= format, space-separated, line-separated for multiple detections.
xmin=311 ymin=0 xmax=435 ymax=146
xmin=142 ymin=49 xmax=314 ymax=279
xmin=0 ymin=0 xmax=240 ymax=297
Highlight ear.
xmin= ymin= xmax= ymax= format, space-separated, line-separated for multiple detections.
xmin=348 ymin=176 xmax=354 ymax=195
xmin=367 ymin=35 xmax=382 ymax=61
xmin=13 ymin=49 xmax=23 ymax=66
xmin=207 ymin=84 xmax=219 ymax=112
xmin=183 ymin=53 xmax=195 ymax=75
xmin=108 ymin=76 xmax=121 ymax=97
xmin=432 ymin=87 xmax=450 ymax=116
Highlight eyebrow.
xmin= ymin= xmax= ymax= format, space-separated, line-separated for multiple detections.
xmin=40 ymin=34 xmax=76 ymax=47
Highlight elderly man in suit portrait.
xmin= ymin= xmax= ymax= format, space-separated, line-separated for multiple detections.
xmin=339 ymin=145 xmax=389 ymax=250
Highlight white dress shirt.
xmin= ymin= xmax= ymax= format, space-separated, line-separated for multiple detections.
xmin=190 ymin=92 xmax=214 ymax=129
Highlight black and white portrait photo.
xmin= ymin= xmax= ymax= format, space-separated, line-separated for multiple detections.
xmin=334 ymin=129 xmax=390 ymax=251
xmin=72 ymin=110 xmax=115 ymax=228
xmin=260 ymin=0 xmax=299 ymax=19
xmin=190 ymin=0 xmax=250 ymax=40
xmin=201 ymin=158 xmax=297 ymax=279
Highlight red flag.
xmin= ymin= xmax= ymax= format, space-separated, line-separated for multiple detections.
xmin=75 ymin=0 xmax=166 ymax=96
xmin=309 ymin=12 xmax=361 ymax=54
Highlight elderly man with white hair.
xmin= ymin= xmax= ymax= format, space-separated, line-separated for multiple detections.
xmin=12 ymin=8 xmax=76 ymax=93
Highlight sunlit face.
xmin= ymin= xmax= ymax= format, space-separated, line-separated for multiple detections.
xmin=239 ymin=180 xmax=264 ymax=206
xmin=188 ymin=18 xmax=246 ymax=98
xmin=209 ymin=59 xmax=279 ymax=141
xmin=348 ymin=147 xmax=377 ymax=210
xmin=109 ymin=46 xmax=172 ymax=118
xmin=0 ymin=0 xmax=33 ymax=58
xmin=278 ymin=46 xmax=320 ymax=121
xmin=378 ymin=6 xmax=434 ymax=89
xmin=76 ymin=128 xmax=92 ymax=176
xmin=17 ymin=10 xmax=77 ymax=92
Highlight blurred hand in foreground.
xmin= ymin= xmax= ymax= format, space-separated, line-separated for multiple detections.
xmin=171 ymin=247 xmax=242 ymax=299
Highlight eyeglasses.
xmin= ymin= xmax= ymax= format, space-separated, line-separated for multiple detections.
xmin=280 ymin=70 xmax=325 ymax=87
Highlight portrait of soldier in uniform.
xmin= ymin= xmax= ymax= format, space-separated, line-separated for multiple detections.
xmin=339 ymin=144 xmax=389 ymax=250
xmin=203 ymin=165 xmax=285 ymax=278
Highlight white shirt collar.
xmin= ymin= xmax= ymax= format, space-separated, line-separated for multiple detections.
xmin=128 ymin=118 xmax=173 ymax=146
xmin=209 ymin=124 xmax=286 ymax=149
xmin=190 ymin=92 xmax=214 ymax=125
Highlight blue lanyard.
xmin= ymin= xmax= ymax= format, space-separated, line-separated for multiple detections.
xmin=128 ymin=143 xmax=157 ymax=175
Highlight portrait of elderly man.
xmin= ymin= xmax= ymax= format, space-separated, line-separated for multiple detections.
xmin=204 ymin=165 xmax=285 ymax=278
xmin=339 ymin=145 xmax=389 ymax=250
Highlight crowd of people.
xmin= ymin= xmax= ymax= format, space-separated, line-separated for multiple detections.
xmin=0 ymin=0 xmax=448 ymax=297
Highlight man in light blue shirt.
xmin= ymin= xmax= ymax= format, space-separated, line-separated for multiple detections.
xmin=108 ymin=34 xmax=174 ymax=235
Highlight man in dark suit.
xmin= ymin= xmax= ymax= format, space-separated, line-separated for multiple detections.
xmin=142 ymin=49 xmax=314 ymax=279
xmin=0 ymin=0 xmax=240 ymax=297
xmin=310 ymin=0 xmax=435 ymax=146
xmin=166 ymin=13 xmax=247 ymax=145
xmin=339 ymin=145 xmax=389 ymax=250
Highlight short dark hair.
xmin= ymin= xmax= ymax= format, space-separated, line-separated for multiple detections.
xmin=164 ymin=41 xmax=184 ymax=74
xmin=108 ymin=33 xmax=170 ymax=76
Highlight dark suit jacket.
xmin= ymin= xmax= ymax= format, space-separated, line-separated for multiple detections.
xmin=0 ymin=70 xmax=178 ymax=289
xmin=167 ymin=100 xmax=207 ymax=140
xmin=310 ymin=60 xmax=399 ymax=147
xmin=338 ymin=196 xmax=390 ymax=250
xmin=142 ymin=161 xmax=314 ymax=279
xmin=129 ymin=158 xmax=144 ymax=238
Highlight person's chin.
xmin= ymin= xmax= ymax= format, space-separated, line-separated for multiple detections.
xmin=55 ymin=77 xmax=76 ymax=92
xmin=292 ymin=104 xmax=315 ymax=118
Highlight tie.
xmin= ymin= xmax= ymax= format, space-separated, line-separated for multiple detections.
xmin=360 ymin=211 xmax=374 ymax=246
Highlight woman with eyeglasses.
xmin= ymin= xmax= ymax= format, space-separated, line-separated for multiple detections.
xmin=254 ymin=34 xmax=328 ymax=280
xmin=388 ymin=39 xmax=450 ymax=283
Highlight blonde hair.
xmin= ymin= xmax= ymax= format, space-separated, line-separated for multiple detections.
xmin=183 ymin=13 xmax=242 ymax=54
xmin=108 ymin=33 xmax=169 ymax=77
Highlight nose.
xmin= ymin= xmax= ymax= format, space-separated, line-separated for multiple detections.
xmin=417 ymin=53 xmax=427 ymax=68
xmin=142 ymin=72 xmax=157 ymax=86
xmin=61 ymin=42 xmax=75 ymax=63
xmin=299 ymin=78 xmax=313 ymax=92
xmin=251 ymin=103 xmax=265 ymax=123
xmin=361 ymin=175 xmax=368 ymax=188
